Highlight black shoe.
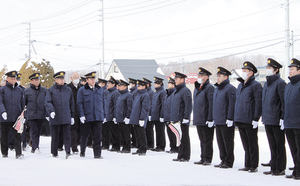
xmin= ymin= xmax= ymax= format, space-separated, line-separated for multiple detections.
xmin=294 ymin=175 xmax=300 ymax=180
xmin=102 ymin=147 xmax=109 ymax=150
xmin=272 ymin=170 xmax=285 ymax=176
xmin=2 ymin=155 xmax=8 ymax=158
xmin=151 ymin=148 xmax=165 ymax=152
xmin=31 ymin=149 xmax=35 ymax=153
xmin=16 ymin=154 xmax=24 ymax=159
xmin=194 ymin=160 xmax=204 ymax=165
xmin=132 ymin=151 xmax=139 ymax=155
xmin=52 ymin=155 xmax=58 ymax=158
xmin=109 ymin=148 xmax=120 ymax=152
xmin=173 ymin=158 xmax=180 ymax=161
xmin=179 ymin=158 xmax=189 ymax=162
xmin=87 ymin=145 xmax=93 ymax=149
xmin=202 ymin=161 xmax=211 ymax=166
xmin=214 ymin=162 xmax=223 ymax=168
xmin=94 ymin=156 xmax=103 ymax=159
xmin=138 ymin=153 xmax=146 ymax=156
xmin=238 ymin=167 xmax=250 ymax=171
xmin=121 ymin=150 xmax=131 ymax=153
xmin=289 ymin=167 xmax=295 ymax=170
xmin=248 ymin=168 xmax=258 ymax=173
xmin=220 ymin=164 xmax=231 ymax=169
xmin=263 ymin=171 xmax=273 ymax=175
xmin=80 ymin=152 xmax=85 ymax=157
xmin=261 ymin=162 xmax=271 ymax=167
xmin=131 ymin=144 xmax=137 ymax=148
xmin=66 ymin=153 xmax=71 ymax=159
xmin=285 ymin=174 xmax=293 ymax=179
xmin=58 ymin=148 xmax=64 ymax=151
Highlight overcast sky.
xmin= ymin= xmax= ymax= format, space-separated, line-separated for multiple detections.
xmin=0 ymin=0 xmax=299 ymax=74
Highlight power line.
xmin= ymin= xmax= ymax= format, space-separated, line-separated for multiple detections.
xmin=105 ymin=0 xmax=153 ymax=9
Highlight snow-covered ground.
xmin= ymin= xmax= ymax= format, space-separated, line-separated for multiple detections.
xmin=0 ymin=126 xmax=298 ymax=186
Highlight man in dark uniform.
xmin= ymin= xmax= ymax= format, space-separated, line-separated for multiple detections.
xmin=79 ymin=76 xmax=86 ymax=88
xmin=171 ymin=72 xmax=192 ymax=162
xmin=261 ymin=58 xmax=286 ymax=176
xmin=164 ymin=77 xmax=178 ymax=153
xmin=45 ymin=71 xmax=75 ymax=159
xmin=193 ymin=68 xmax=214 ymax=166
xmin=150 ymin=77 xmax=166 ymax=152
xmin=105 ymin=76 xmax=120 ymax=151
xmin=25 ymin=73 xmax=48 ymax=153
xmin=115 ymin=80 xmax=133 ymax=153
xmin=234 ymin=62 xmax=262 ymax=173
xmin=0 ymin=70 xmax=25 ymax=159
xmin=213 ymin=67 xmax=236 ymax=169
xmin=130 ymin=79 xmax=150 ymax=156
xmin=77 ymin=72 xmax=105 ymax=159
xmin=143 ymin=77 xmax=155 ymax=150
xmin=285 ymin=58 xmax=300 ymax=180
xmin=67 ymin=72 xmax=81 ymax=154
xmin=128 ymin=78 xmax=138 ymax=148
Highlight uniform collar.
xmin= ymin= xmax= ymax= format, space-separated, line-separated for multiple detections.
xmin=147 ymin=86 xmax=152 ymax=91
xmin=84 ymin=83 xmax=100 ymax=90
xmin=166 ymin=87 xmax=175 ymax=96
xmin=175 ymin=82 xmax=186 ymax=92
xmin=5 ymin=81 xmax=18 ymax=89
xmin=108 ymin=86 xmax=117 ymax=92
xmin=266 ymin=74 xmax=280 ymax=86
xmin=138 ymin=89 xmax=147 ymax=94
xmin=155 ymin=86 xmax=163 ymax=91
xmin=237 ymin=76 xmax=255 ymax=87
xmin=130 ymin=85 xmax=137 ymax=91
xmin=195 ymin=79 xmax=209 ymax=90
xmin=289 ymin=74 xmax=300 ymax=85
xmin=214 ymin=79 xmax=229 ymax=89
xmin=30 ymin=83 xmax=40 ymax=90
xmin=119 ymin=89 xmax=128 ymax=94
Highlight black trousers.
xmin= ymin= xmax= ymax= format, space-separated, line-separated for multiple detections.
xmin=1 ymin=122 xmax=22 ymax=156
xmin=8 ymin=127 xmax=14 ymax=149
xmin=265 ymin=125 xmax=286 ymax=172
xmin=216 ymin=125 xmax=235 ymax=167
xmin=119 ymin=122 xmax=131 ymax=151
xmin=177 ymin=124 xmax=190 ymax=160
xmin=153 ymin=121 xmax=166 ymax=150
xmin=134 ymin=125 xmax=147 ymax=153
xmin=58 ymin=128 xmax=64 ymax=149
xmin=80 ymin=121 xmax=102 ymax=157
xmin=102 ymin=122 xmax=110 ymax=148
xmin=29 ymin=119 xmax=44 ymax=151
xmin=51 ymin=124 xmax=71 ymax=156
xmin=237 ymin=124 xmax=259 ymax=169
xmin=286 ymin=129 xmax=300 ymax=176
xmin=166 ymin=122 xmax=178 ymax=152
xmin=108 ymin=121 xmax=121 ymax=150
xmin=146 ymin=121 xmax=154 ymax=149
xmin=130 ymin=124 xmax=137 ymax=147
xmin=71 ymin=127 xmax=80 ymax=152
xmin=196 ymin=125 xmax=214 ymax=163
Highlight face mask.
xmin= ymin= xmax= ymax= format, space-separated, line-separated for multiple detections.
xmin=241 ymin=71 xmax=249 ymax=80
xmin=265 ymin=69 xmax=274 ymax=76
xmin=197 ymin=78 xmax=203 ymax=84
xmin=128 ymin=85 xmax=132 ymax=89
xmin=16 ymin=81 xmax=20 ymax=85
xmin=73 ymin=79 xmax=79 ymax=85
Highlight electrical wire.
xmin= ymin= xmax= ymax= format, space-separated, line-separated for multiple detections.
xmin=105 ymin=0 xmax=153 ymax=9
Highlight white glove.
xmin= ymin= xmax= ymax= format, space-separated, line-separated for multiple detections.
xmin=2 ymin=112 xmax=7 ymax=120
xmin=160 ymin=118 xmax=164 ymax=122
xmin=50 ymin=112 xmax=55 ymax=119
xmin=182 ymin=119 xmax=189 ymax=124
xmin=46 ymin=117 xmax=49 ymax=121
xmin=80 ymin=116 xmax=86 ymax=124
xmin=252 ymin=121 xmax=258 ymax=129
xmin=113 ymin=118 xmax=117 ymax=124
xmin=71 ymin=118 xmax=74 ymax=125
xmin=279 ymin=119 xmax=284 ymax=130
xmin=148 ymin=116 xmax=151 ymax=121
xmin=226 ymin=120 xmax=233 ymax=127
xmin=124 ymin=118 xmax=130 ymax=124
xmin=23 ymin=119 xmax=26 ymax=124
xmin=207 ymin=121 xmax=214 ymax=128
xmin=103 ymin=118 xmax=107 ymax=123
xmin=139 ymin=120 xmax=145 ymax=127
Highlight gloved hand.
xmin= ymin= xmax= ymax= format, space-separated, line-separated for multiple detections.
xmin=103 ymin=118 xmax=107 ymax=123
xmin=2 ymin=112 xmax=7 ymax=120
xmin=182 ymin=119 xmax=189 ymax=124
xmin=50 ymin=112 xmax=55 ymax=119
xmin=148 ymin=116 xmax=151 ymax=121
xmin=226 ymin=120 xmax=233 ymax=127
xmin=113 ymin=118 xmax=117 ymax=124
xmin=124 ymin=118 xmax=130 ymax=124
xmin=252 ymin=121 xmax=258 ymax=129
xmin=279 ymin=119 xmax=284 ymax=130
xmin=139 ymin=120 xmax=145 ymax=127
xmin=160 ymin=118 xmax=164 ymax=122
xmin=71 ymin=118 xmax=74 ymax=125
xmin=207 ymin=121 xmax=214 ymax=128
xmin=45 ymin=117 xmax=49 ymax=121
xmin=23 ymin=119 xmax=26 ymax=124
xmin=80 ymin=116 xmax=86 ymax=124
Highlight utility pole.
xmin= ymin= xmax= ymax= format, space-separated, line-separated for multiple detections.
xmin=21 ymin=22 xmax=31 ymax=60
xmin=100 ymin=0 xmax=105 ymax=79
xmin=284 ymin=0 xmax=290 ymax=82
xmin=291 ymin=31 xmax=294 ymax=58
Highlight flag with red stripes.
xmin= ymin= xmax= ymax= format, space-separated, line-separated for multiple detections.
xmin=13 ymin=106 xmax=27 ymax=133
xmin=168 ymin=122 xmax=182 ymax=147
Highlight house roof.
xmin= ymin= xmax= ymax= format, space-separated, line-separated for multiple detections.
xmin=111 ymin=59 xmax=168 ymax=86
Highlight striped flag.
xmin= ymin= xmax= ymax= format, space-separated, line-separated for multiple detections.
xmin=168 ymin=122 xmax=182 ymax=147
xmin=13 ymin=106 xmax=27 ymax=133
